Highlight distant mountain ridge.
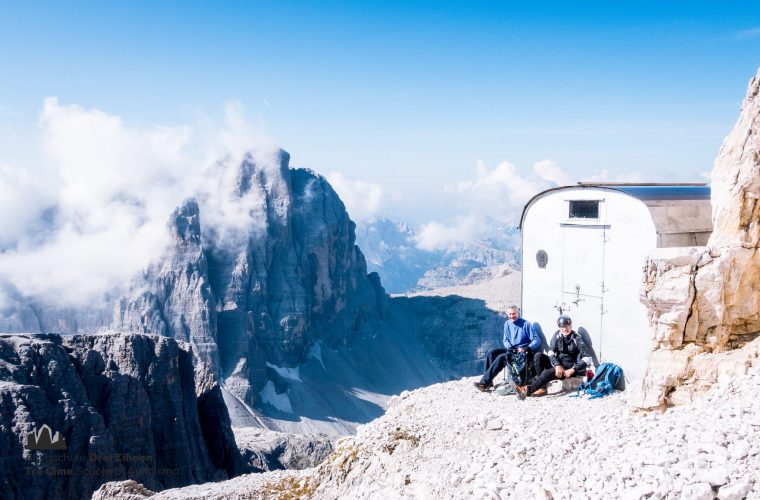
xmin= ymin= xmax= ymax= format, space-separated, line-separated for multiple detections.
xmin=355 ymin=216 xmax=520 ymax=293
xmin=0 ymin=151 xmax=513 ymax=439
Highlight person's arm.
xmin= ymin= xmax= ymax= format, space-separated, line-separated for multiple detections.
xmin=571 ymin=334 xmax=590 ymax=374
xmin=547 ymin=333 xmax=560 ymax=366
xmin=502 ymin=321 xmax=510 ymax=349
xmin=548 ymin=334 xmax=566 ymax=377
xmin=526 ymin=322 xmax=541 ymax=353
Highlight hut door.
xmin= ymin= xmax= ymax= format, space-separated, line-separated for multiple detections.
xmin=560 ymin=224 xmax=606 ymax=361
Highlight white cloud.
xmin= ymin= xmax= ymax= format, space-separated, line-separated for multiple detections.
xmin=415 ymin=159 xmax=552 ymax=250
xmin=454 ymin=160 xmax=545 ymax=208
xmin=326 ymin=172 xmax=383 ymax=221
xmin=0 ymin=162 xmax=55 ymax=248
xmin=414 ymin=214 xmax=488 ymax=251
xmin=447 ymin=159 xmax=569 ymax=227
xmin=580 ymin=169 xmax=647 ymax=183
xmin=533 ymin=159 xmax=573 ymax=186
xmin=0 ymin=98 xmax=280 ymax=307
xmin=417 ymin=158 xmax=648 ymax=251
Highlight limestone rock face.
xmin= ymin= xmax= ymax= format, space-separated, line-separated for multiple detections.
xmin=114 ymin=199 xmax=219 ymax=371
xmin=0 ymin=333 xmax=243 ymax=500
xmin=233 ymin=427 xmax=334 ymax=472
xmin=90 ymin=480 xmax=156 ymax=500
xmin=389 ymin=294 xmax=506 ymax=375
xmin=116 ymin=151 xmax=385 ymax=408
xmin=710 ymin=70 xmax=760 ymax=249
xmin=635 ymin=69 xmax=760 ymax=409
xmin=0 ymin=149 xmax=505 ymax=436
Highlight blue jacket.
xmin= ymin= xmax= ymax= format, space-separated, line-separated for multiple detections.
xmin=503 ymin=318 xmax=541 ymax=352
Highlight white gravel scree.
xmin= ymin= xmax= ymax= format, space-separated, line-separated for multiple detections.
xmin=127 ymin=345 xmax=760 ymax=499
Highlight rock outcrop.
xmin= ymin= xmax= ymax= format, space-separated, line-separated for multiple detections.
xmin=115 ymin=200 xmax=220 ymax=371
xmin=115 ymin=151 xmax=385 ymax=411
xmin=413 ymin=260 xmax=518 ymax=292
xmin=388 ymin=294 xmax=506 ymax=376
xmin=0 ymin=333 xmax=244 ymax=500
xmin=233 ymin=428 xmax=334 ymax=472
xmin=634 ymin=69 xmax=760 ymax=409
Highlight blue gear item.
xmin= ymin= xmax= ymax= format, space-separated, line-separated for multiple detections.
xmin=573 ymin=362 xmax=624 ymax=399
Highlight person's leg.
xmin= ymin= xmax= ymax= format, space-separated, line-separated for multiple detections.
xmin=532 ymin=353 xmax=550 ymax=378
xmin=484 ymin=348 xmax=506 ymax=372
xmin=527 ymin=367 xmax=557 ymax=395
xmin=475 ymin=348 xmax=507 ymax=390
xmin=481 ymin=350 xmax=509 ymax=386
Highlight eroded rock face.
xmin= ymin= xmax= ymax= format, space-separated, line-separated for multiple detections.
xmin=0 ymin=149 xmax=503 ymax=436
xmin=635 ymin=69 xmax=760 ymax=409
xmin=115 ymin=200 xmax=220 ymax=371
xmin=91 ymin=480 xmax=155 ymax=500
xmin=0 ymin=333 xmax=243 ymax=500
xmin=233 ymin=427 xmax=334 ymax=472
xmin=116 ymin=151 xmax=385 ymax=410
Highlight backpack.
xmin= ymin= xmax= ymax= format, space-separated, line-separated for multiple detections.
xmin=508 ymin=349 xmax=533 ymax=386
xmin=575 ymin=362 xmax=624 ymax=399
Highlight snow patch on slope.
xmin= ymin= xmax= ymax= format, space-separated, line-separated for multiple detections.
xmin=266 ymin=362 xmax=302 ymax=382
xmin=259 ymin=381 xmax=293 ymax=414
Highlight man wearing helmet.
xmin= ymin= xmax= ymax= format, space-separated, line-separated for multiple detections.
xmin=473 ymin=305 xmax=541 ymax=392
xmin=514 ymin=315 xmax=592 ymax=400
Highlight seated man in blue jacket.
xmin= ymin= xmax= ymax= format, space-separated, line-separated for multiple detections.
xmin=474 ymin=305 xmax=542 ymax=392
xmin=514 ymin=315 xmax=592 ymax=399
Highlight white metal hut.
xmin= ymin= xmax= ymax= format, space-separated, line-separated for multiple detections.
xmin=518 ymin=183 xmax=711 ymax=382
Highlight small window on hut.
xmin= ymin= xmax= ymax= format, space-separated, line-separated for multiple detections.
xmin=568 ymin=200 xmax=599 ymax=219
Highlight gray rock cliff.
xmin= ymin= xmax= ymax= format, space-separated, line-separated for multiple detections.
xmin=0 ymin=149 xmax=507 ymax=439
xmin=116 ymin=151 xmax=385 ymax=411
xmin=0 ymin=333 xmax=243 ymax=500
xmin=233 ymin=428 xmax=334 ymax=472
xmin=114 ymin=200 xmax=219 ymax=372
xmin=634 ymin=68 xmax=760 ymax=408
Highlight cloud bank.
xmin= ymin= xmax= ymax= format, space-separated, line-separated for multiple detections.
xmin=0 ymin=98 xmax=279 ymax=307
xmin=326 ymin=172 xmax=383 ymax=221
xmin=414 ymin=159 xmax=644 ymax=251
xmin=413 ymin=159 xmax=563 ymax=251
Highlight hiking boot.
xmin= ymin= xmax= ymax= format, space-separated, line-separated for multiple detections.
xmin=473 ymin=382 xmax=490 ymax=392
xmin=512 ymin=383 xmax=527 ymax=400
xmin=531 ymin=388 xmax=547 ymax=397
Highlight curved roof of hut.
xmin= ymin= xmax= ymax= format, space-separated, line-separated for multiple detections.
xmin=518 ymin=183 xmax=712 ymax=235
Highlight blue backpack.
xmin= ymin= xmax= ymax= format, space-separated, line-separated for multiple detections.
xmin=575 ymin=362 xmax=624 ymax=399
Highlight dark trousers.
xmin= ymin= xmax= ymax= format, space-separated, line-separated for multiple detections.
xmin=527 ymin=358 xmax=571 ymax=394
xmin=480 ymin=348 xmax=547 ymax=386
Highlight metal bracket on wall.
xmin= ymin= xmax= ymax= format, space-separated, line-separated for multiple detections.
xmin=572 ymin=284 xmax=584 ymax=307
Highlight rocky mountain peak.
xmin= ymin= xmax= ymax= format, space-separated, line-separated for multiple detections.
xmin=169 ymin=199 xmax=202 ymax=250
xmin=116 ymin=150 xmax=384 ymax=410
xmin=710 ymin=68 xmax=760 ymax=249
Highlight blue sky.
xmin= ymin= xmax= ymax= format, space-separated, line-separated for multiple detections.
xmin=1 ymin=1 xmax=759 ymax=228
